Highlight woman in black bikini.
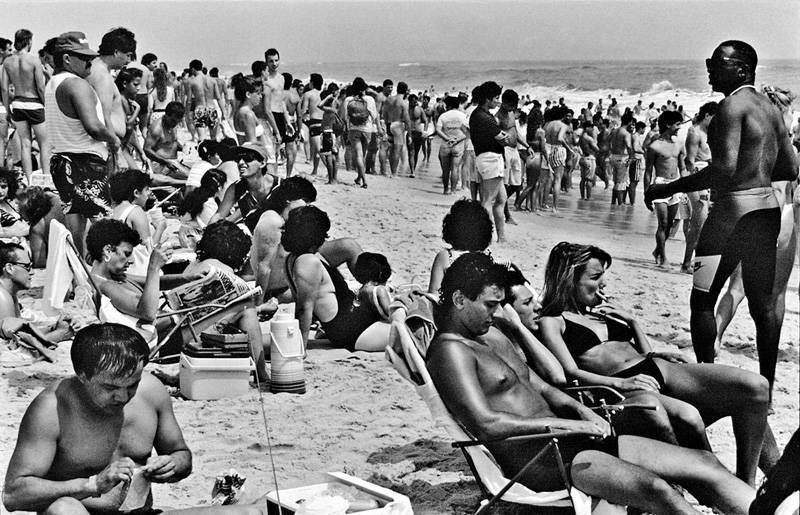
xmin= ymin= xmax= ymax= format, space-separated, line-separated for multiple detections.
xmin=536 ymin=241 xmax=772 ymax=487
xmin=282 ymin=205 xmax=389 ymax=351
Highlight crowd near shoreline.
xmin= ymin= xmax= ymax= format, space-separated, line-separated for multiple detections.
xmin=0 ymin=27 xmax=798 ymax=515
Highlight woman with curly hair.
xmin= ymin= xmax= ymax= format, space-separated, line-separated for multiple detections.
xmin=428 ymin=198 xmax=493 ymax=293
xmin=283 ymin=205 xmax=388 ymax=351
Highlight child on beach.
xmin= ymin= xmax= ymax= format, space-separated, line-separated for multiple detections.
xmin=353 ymin=252 xmax=393 ymax=321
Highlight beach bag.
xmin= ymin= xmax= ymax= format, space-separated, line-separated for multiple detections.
xmin=331 ymin=112 xmax=346 ymax=136
xmin=347 ymin=96 xmax=370 ymax=126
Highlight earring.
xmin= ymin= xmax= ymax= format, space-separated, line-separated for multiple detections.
xmin=104 ymin=254 xmax=111 ymax=263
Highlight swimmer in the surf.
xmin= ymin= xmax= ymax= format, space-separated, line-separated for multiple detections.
xmin=644 ymin=40 xmax=798 ymax=395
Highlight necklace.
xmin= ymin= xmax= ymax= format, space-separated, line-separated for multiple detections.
xmin=729 ymin=84 xmax=756 ymax=97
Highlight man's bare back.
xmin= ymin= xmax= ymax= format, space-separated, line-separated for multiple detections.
xmin=707 ymin=89 xmax=794 ymax=193
xmin=383 ymin=94 xmax=407 ymax=125
xmin=2 ymin=52 xmax=44 ymax=102
xmin=609 ymin=127 xmax=632 ymax=155
xmin=187 ymin=74 xmax=209 ymax=109
xmin=544 ymin=120 xmax=567 ymax=146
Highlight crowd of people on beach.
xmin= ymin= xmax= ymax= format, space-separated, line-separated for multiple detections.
xmin=0 ymin=26 xmax=798 ymax=514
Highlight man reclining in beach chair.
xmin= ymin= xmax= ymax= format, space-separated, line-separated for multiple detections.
xmin=86 ymin=218 xmax=270 ymax=379
xmin=0 ymin=242 xmax=73 ymax=364
xmin=425 ymin=252 xmax=755 ymax=514
xmin=3 ymin=323 xmax=266 ymax=515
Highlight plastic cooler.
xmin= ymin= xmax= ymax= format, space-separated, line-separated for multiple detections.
xmin=179 ymin=344 xmax=253 ymax=400
xmin=265 ymin=472 xmax=413 ymax=515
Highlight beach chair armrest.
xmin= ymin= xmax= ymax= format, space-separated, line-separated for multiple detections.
xmin=452 ymin=430 xmax=602 ymax=448
xmin=563 ymin=385 xmax=626 ymax=404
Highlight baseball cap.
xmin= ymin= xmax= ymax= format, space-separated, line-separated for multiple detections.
xmin=54 ymin=32 xmax=98 ymax=57
xmin=235 ymin=142 xmax=269 ymax=162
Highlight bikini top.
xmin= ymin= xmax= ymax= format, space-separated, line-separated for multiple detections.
xmin=561 ymin=311 xmax=634 ymax=358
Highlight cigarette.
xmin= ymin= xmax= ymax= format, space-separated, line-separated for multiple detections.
xmin=597 ymin=292 xmax=609 ymax=302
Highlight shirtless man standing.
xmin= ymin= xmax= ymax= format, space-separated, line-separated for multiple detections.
xmin=185 ymin=59 xmax=217 ymax=141
xmin=543 ymin=106 xmax=574 ymax=212
xmin=0 ymin=38 xmax=12 ymax=167
xmin=644 ymin=111 xmax=685 ymax=266
xmin=578 ymin=120 xmax=600 ymax=200
xmin=300 ymin=73 xmax=324 ymax=175
xmin=282 ymin=72 xmax=300 ymax=176
xmin=608 ymin=112 xmax=635 ymax=206
xmin=681 ymin=102 xmax=717 ymax=273
xmin=382 ymin=81 xmax=411 ymax=177
xmin=628 ymin=121 xmax=647 ymax=205
xmin=87 ymin=28 xmax=135 ymax=170
xmin=143 ymin=101 xmax=188 ymax=186
xmin=426 ymin=252 xmax=755 ymax=515
xmin=3 ymin=323 xmax=264 ymax=515
xmin=262 ymin=48 xmax=287 ymax=173
xmin=646 ymin=41 xmax=798 ymax=392
xmin=1 ymin=29 xmax=50 ymax=177
xmin=374 ymin=80 xmax=392 ymax=176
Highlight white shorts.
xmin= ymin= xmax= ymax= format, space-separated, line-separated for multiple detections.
xmin=504 ymin=147 xmax=523 ymax=186
xmin=652 ymin=176 xmax=682 ymax=206
xmin=475 ymin=152 xmax=504 ymax=181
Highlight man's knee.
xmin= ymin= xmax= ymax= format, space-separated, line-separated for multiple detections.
xmin=44 ymin=497 xmax=90 ymax=515
xmin=671 ymin=403 xmax=706 ymax=435
xmin=738 ymin=372 xmax=770 ymax=405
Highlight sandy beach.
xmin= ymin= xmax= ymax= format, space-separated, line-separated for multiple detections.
xmin=1 ymin=145 xmax=798 ymax=514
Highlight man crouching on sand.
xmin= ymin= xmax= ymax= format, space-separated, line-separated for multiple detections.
xmin=427 ymin=252 xmax=755 ymax=514
xmin=3 ymin=323 xmax=263 ymax=515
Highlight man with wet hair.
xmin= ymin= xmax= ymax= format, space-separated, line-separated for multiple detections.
xmin=645 ymin=41 xmax=798 ymax=393
xmin=3 ymin=323 xmax=265 ymax=514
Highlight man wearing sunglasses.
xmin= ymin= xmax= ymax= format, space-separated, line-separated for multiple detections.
xmin=0 ymin=243 xmax=72 ymax=363
xmin=645 ymin=41 xmax=798 ymax=398
xmin=44 ymin=32 xmax=120 ymax=257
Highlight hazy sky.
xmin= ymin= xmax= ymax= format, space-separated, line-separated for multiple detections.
xmin=1 ymin=0 xmax=798 ymax=67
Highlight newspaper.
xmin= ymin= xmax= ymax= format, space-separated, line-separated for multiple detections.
xmin=165 ymin=267 xmax=252 ymax=323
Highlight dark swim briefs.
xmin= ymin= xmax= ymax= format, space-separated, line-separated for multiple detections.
xmin=50 ymin=152 xmax=112 ymax=217
xmin=306 ymin=118 xmax=323 ymax=137
xmin=692 ymin=187 xmax=780 ymax=297
xmin=10 ymin=97 xmax=45 ymax=125
xmin=612 ymin=355 xmax=666 ymax=390
xmin=273 ymin=112 xmax=296 ymax=142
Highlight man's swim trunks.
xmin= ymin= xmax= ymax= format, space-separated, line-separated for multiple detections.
xmin=546 ymin=143 xmax=567 ymax=169
xmin=629 ymin=154 xmax=645 ymax=183
xmin=320 ymin=130 xmax=338 ymax=155
xmin=193 ymin=106 xmax=219 ymax=128
xmin=692 ymin=187 xmax=780 ymax=294
xmin=50 ymin=152 xmax=112 ymax=217
xmin=652 ymin=176 xmax=682 ymax=205
xmin=475 ymin=152 xmax=504 ymax=181
xmin=610 ymin=154 xmax=629 ymax=191
xmin=10 ymin=97 xmax=45 ymax=125
xmin=272 ymin=112 xmax=295 ymax=142
xmin=306 ymin=118 xmax=323 ymax=137
xmin=580 ymin=154 xmax=596 ymax=180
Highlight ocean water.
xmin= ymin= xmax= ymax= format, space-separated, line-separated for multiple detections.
xmin=226 ymin=59 xmax=800 ymax=115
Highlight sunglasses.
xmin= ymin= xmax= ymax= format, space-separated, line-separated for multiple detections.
xmin=237 ymin=152 xmax=262 ymax=164
xmin=9 ymin=261 xmax=32 ymax=271
xmin=69 ymin=53 xmax=95 ymax=63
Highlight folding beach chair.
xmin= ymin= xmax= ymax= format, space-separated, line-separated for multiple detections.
xmin=386 ymin=321 xmax=624 ymax=515
xmin=149 ymin=285 xmax=263 ymax=362
xmin=42 ymin=219 xmax=101 ymax=318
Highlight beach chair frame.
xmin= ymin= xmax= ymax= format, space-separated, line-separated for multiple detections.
xmin=386 ymin=321 xmax=623 ymax=515
xmin=149 ymin=286 xmax=262 ymax=362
